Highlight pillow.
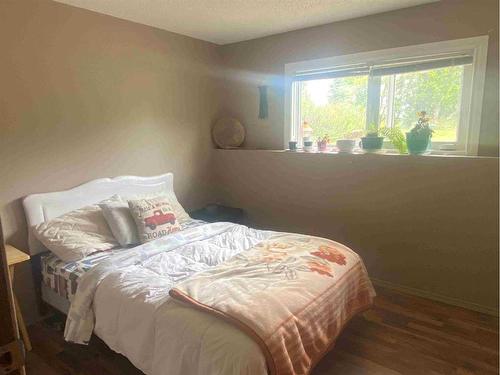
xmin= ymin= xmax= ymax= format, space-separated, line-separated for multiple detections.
xmin=165 ymin=192 xmax=190 ymax=223
xmin=99 ymin=201 xmax=140 ymax=247
xmin=34 ymin=197 xmax=120 ymax=262
xmin=128 ymin=196 xmax=182 ymax=243
xmin=120 ymin=190 xmax=190 ymax=223
xmin=99 ymin=191 xmax=188 ymax=247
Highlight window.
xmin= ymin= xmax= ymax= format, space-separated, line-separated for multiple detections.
xmin=298 ymin=76 xmax=368 ymax=142
xmin=378 ymin=67 xmax=465 ymax=142
xmin=285 ymin=37 xmax=488 ymax=155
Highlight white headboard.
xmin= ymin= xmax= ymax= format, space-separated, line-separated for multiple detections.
xmin=22 ymin=173 xmax=175 ymax=255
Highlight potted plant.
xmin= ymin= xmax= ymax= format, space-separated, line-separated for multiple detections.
xmin=406 ymin=111 xmax=433 ymax=155
xmin=316 ymin=135 xmax=330 ymax=152
xmin=380 ymin=126 xmax=408 ymax=154
xmin=360 ymin=125 xmax=384 ymax=152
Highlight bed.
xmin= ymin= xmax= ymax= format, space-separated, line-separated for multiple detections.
xmin=23 ymin=173 xmax=375 ymax=375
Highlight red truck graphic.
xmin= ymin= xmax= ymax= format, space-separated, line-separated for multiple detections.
xmin=144 ymin=210 xmax=176 ymax=230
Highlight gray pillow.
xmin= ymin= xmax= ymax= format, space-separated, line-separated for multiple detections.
xmin=99 ymin=201 xmax=140 ymax=247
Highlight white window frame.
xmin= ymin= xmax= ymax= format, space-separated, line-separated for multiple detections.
xmin=284 ymin=36 xmax=489 ymax=155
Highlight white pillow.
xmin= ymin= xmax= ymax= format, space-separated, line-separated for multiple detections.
xmin=99 ymin=201 xmax=140 ymax=247
xmin=34 ymin=197 xmax=120 ymax=262
xmin=128 ymin=196 xmax=182 ymax=243
xmin=119 ymin=190 xmax=190 ymax=223
xmin=164 ymin=192 xmax=190 ymax=222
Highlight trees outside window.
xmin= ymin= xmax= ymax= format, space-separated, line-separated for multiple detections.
xmin=299 ymin=66 xmax=463 ymax=143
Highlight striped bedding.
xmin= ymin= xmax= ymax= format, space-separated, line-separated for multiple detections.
xmin=41 ymin=249 xmax=121 ymax=301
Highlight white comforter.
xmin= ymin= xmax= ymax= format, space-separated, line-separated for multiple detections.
xmin=65 ymin=222 xmax=273 ymax=375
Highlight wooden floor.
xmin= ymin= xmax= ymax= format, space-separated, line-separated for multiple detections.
xmin=26 ymin=287 xmax=498 ymax=375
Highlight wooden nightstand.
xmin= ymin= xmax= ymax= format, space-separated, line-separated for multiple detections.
xmin=5 ymin=245 xmax=32 ymax=352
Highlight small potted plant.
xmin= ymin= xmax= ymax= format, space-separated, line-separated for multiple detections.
xmin=406 ymin=111 xmax=433 ymax=155
xmin=380 ymin=127 xmax=407 ymax=154
xmin=360 ymin=125 xmax=384 ymax=152
xmin=316 ymin=135 xmax=330 ymax=152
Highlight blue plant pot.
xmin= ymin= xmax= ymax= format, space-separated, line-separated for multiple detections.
xmin=361 ymin=136 xmax=384 ymax=151
xmin=406 ymin=133 xmax=431 ymax=155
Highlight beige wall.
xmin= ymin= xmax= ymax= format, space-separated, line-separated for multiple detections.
xmin=214 ymin=150 xmax=499 ymax=313
xmin=0 ymin=0 xmax=221 ymax=322
xmin=218 ymin=0 xmax=499 ymax=156
xmin=1 ymin=0 xmax=498 ymax=323
xmin=215 ymin=1 xmax=499 ymax=315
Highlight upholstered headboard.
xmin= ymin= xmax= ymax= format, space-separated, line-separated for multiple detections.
xmin=22 ymin=173 xmax=175 ymax=255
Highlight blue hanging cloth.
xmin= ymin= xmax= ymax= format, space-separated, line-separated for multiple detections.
xmin=258 ymin=85 xmax=268 ymax=119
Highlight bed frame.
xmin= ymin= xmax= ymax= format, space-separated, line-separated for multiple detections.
xmin=22 ymin=173 xmax=177 ymax=312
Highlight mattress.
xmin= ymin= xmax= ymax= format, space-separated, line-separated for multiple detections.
xmin=41 ymin=219 xmax=206 ymax=303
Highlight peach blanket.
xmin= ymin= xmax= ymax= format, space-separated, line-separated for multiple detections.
xmin=170 ymin=233 xmax=375 ymax=375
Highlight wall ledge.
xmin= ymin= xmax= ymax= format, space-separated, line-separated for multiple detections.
xmin=215 ymin=148 xmax=499 ymax=160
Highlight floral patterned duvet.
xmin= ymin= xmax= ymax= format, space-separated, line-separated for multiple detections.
xmin=170 ymin=233 xmax=375 ymax=375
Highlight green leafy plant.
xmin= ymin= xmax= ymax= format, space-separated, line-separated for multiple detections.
xmin=380 ymin=127 xmax=407 ymax=154
xmin=408 ymin=111 xmax=434 ymax=139
xmin=365 ymin=123 xmax=380 ymax=137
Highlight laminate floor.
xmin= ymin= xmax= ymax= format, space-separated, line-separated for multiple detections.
xmin=26 ymin=287 xmax=499 ymax=375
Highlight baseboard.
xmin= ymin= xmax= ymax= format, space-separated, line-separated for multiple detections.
xmin=371 ymin=278 xmax=499 ymax=317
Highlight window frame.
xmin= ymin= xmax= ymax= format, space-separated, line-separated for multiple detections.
xmin=284 ymin=36 xmax=489 ymax=156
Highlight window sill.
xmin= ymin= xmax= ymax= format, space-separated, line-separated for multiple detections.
xmin=215 ymin=148 xmax=497 ymax=159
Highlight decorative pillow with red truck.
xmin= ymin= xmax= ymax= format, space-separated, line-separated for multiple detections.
xmin=128 ymin=196 xmax=182 ymax=243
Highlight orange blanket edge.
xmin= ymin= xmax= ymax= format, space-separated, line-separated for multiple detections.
xmin=169 ymin=286 xmax=374 ymax=375
xmin=169 ymin=287 xmax=278 ymax=375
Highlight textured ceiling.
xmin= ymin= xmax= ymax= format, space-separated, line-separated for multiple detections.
xmin=53 ymin=0 xmax=438 ymax=45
